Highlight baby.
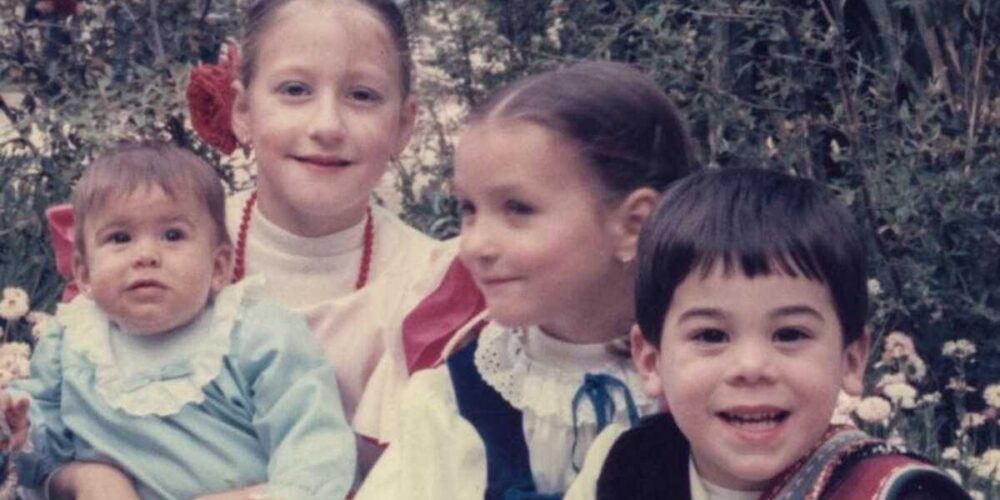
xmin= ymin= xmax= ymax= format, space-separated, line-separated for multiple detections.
xmin=1 ymin=141 xmax=355 ymax=499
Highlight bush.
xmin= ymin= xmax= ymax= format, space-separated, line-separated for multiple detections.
xmin=1 ymin=0 xmax=997 ymax=494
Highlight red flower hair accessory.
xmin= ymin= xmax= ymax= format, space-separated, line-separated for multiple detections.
xmin=187 ymin=41 xmax=240 ymax=155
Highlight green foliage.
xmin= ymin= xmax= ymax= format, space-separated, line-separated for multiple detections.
xmin=0 ymin=0 xmax=997 ymax=485
xmin=403 ymin=0 xmax=1000 ymax=387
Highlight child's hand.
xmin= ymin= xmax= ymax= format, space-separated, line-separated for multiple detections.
xmin=47 ymin=462 xmax=140 ymax=500
xmin=194 ymin=484 xmax=265 ymax=500
xmin=0 ymin=390 xmax=29 ymax=453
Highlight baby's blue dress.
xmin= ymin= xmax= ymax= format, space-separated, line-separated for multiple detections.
xmin=11 ymin=278 xmax=356 ymax=500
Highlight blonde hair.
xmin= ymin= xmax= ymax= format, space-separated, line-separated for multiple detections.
xmin=72 ymin=141 xmax=229 ymax=256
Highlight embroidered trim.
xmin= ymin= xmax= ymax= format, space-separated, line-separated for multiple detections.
xmin=473 ymin=323 xmax=655 ymax=425
xmin=59 ymin=277 xmax=262 ymax=416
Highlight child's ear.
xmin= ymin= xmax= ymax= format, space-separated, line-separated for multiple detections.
xmin=72 ymin=251 xmax=92 ymax=297
xmin=611 ymin=188 xmax=659 ymax=264
xmin=392 ymin=95 xmax=418 ymax=157
xmin=630 ymin=324 xmax=665 ymax=399
xmin=231 ymin=80 xmax=251 ymax=146
xmin=211 ymin=243 xmax=233 ymax=294
xmin=841 ymin=328 xmax=871 ymax=396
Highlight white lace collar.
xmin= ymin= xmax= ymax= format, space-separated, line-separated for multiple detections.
xmin=58 ymin=277 xmax=261 ymax=416
xmin=473 ymin=322 xmax=656 ymax=426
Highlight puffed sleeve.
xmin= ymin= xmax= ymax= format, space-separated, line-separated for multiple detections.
xmin=355 ymin=367 xmax=487 ymax=499
xmin=563 ymin=424 xmax=628 ymax=500
xmin=9 ymin=320 xmax=76 ymax=488
xmin=234 ymin=301 xmax=356 ymax=500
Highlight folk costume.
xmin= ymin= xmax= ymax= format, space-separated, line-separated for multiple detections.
xmin=564 ymin=413 xmax=971 ymax=500
xmin=11 ymin=278 xmax=355 ymax=500
xmin=356 ymin=322 xmax=658 ymax=499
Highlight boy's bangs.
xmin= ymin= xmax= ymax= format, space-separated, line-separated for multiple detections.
xmin=692 ymin=247 xmax=827 ymax=284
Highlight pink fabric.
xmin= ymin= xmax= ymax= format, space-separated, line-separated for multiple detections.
xmin=46 ymin=203 xmax=79 ymax=301
xmin=401 ymin=258 xmax=485 ymax=374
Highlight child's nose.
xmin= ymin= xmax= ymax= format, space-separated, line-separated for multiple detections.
xmin=459 ymin=219 xmax=499 ymax=265
xmin=307 ymin=95 xmax=347 ymax=144
xmin=726 ymin=340 xmax=775 ymax=385
xmin=132 ymin=240 xmax=161 ymax=268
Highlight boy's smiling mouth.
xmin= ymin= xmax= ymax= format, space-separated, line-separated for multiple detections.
xmin=717 ymin=406 xmax=791 ymax=433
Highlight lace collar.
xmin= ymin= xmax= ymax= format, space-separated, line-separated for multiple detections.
xmin=58 ymin=277 xmax=261 ymax=416
xmin=473 ymin=322 xmax=656 ymax=425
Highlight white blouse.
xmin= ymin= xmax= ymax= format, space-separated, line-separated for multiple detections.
xmin=357 ymin=322 xmax=657 ymax=498
xmin=226 ymin=191 xmax=458 ymax=473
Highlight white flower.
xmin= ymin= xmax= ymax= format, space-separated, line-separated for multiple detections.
xmin=920 ymin=392 xmax=942 ymax=405
xmin=942 ymin=339 xmax=976 ymax=359
xmin=971 ymin=449 xmax=1000 ymax=482
xmin=961 ymin=412 xmax=986 ymax=430
xmin=0 ymin=356 xmax=30 ymax=380
xmin=881 ymin=331 xmax=915 ymax=361
xmin=867 ymin=278 xmax=883 ymax=297
xmin=942 ymin=447 xmax=961 ymax=461
xmin=886 ymin=431 xmax=906 ymax=448
xmin=854 ymin=396 xmax=892 ymax=424
xmin=26 ymin=311 xmax=53 ymax=325
xmin=984 ymin=384 xmax=1000 ymax=409
xmin=899 ymin=356 xmax=927 ymax=382
xmin=0 ymin=287 xmax=30 ymax=321
xmin=0 ymin=341 xmax=31 ymax=360
xmin=831 ymin=391 xmax=860 ymax=425
xmin=876 ymin=372 xmax=906 ymax=388
xmin=882 ymin=382 xmax=918 ymax=409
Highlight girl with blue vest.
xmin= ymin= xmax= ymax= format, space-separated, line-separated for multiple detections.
xmin=358 ymin=60 xmax=699 ymax=499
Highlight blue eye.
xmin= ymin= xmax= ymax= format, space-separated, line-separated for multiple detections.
xmin=504 ymin=199 xmax=534 ymax=216
xmin=107 ymin=231 xmax=130 ymax=244
xmin=774 ymin=327 xmax=809 ymax=343
xmin=694 ymin=328 xmax=728 ymax=344
xmin=163 ymin=228 xmax=185 ymax=241
xmin=278 ymin=81 xmax=310 ymax=97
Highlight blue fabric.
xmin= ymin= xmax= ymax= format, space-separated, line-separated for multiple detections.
xmin=11 ymin=300 xmax=356 ymax=500
xmin=569 ymin=373 xmax=640 ymax=471
xmin=447 ymin=340 xmax=559 ymax=500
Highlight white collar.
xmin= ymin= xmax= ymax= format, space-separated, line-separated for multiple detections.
xmin=690 ymin=457 xmax=763 ymax=500
xmin=473 ymin=322 xmax=656 ymax=425
xmin=58 ymin=276 xmax=262 ymax=416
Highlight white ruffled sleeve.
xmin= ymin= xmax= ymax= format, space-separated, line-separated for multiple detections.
xmin=563 ymin=423 xmax=629 ymax=500
xmin=352 ymin=237 xmax=470 ymax=444
xmin=355 ymin=366 xmax=486 ymax=499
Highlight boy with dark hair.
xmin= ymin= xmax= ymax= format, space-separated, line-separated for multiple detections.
xmin=566 ymin=168 xmax=969 ymax=499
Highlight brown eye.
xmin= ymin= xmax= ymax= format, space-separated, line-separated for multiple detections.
xmin=694 ymin=328 xmax=728 ymax=343
xmin=774 ymin=327 xmax=809 ymax=343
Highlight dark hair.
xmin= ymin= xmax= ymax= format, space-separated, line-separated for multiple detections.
xmin=72 ymin=141 xmax=230 ymax=256
xmin=239 ymin=0 xmax=411 ymax=95
xmin=635 ymin=168 xmax=868 ymax=347
xmin=467 ymin=61 xmax=697 ymax=198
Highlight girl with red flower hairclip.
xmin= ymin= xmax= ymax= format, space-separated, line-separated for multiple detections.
xmin=199 ymin=0 xmax=487 ymax=485
xmin=46 ymin=1 xmax=484 ymax=498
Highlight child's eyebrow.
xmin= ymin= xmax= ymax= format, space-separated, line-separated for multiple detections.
xmin=676 ymin=307 xmax=724 ymax=323
xmin=770 ymin=305 xmax=826 ymax=321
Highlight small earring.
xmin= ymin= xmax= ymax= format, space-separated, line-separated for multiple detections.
xmin=617 ymin=253 xmax=634 ymax=265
